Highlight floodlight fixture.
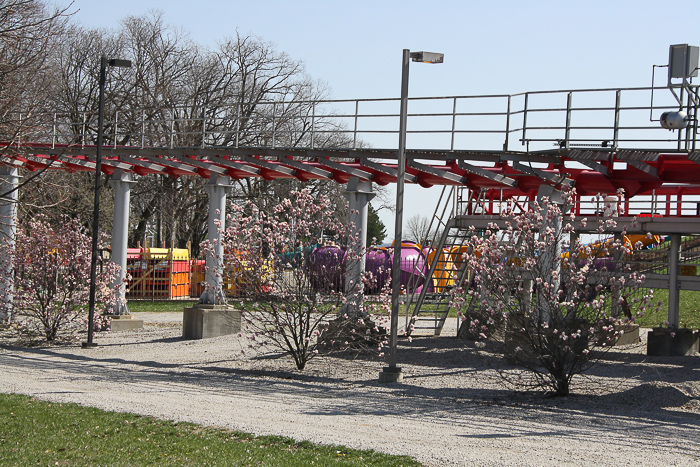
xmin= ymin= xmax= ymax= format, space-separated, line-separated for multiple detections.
xmin=409 ymin=51 xmax=444 ymax=64
xmin=108 ymin=58 xmax=132 ymax=68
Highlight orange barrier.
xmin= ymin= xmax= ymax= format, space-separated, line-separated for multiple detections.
xmin=425 ymin=248 xmax=456 ymax=292
xmin=126 ymin=248 xmax=191 ymax=299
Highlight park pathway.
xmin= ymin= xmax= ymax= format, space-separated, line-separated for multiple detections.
xmin=1 ymin=313 xmax=699 ymax=467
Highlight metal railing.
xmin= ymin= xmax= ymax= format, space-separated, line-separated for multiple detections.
xmin=460 ymin=191 xmax=700 ymax=219
xmin=5 ymin=85 xmax=699 ymax=155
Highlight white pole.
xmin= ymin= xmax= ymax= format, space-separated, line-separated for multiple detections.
xmin=109 ymin=169 xmax=135 ymax=315
xmin=201 ymin=174 xmax=230 ymax=304
xmin=0 ymin=166 xmax=18 ymax=322
xmin=343 ymin=178 xmax=375 ymax=317
xmin=668 ymin=233 xmax=681 ymax=327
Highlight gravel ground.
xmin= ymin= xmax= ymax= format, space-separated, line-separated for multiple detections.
xmin=1 ymin=312 xmax=699 ymax=467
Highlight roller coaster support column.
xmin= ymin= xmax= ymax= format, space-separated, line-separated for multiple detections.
xmin=0 ymin=166 xmax=18 ymax=322
xmin=668 ymin=233 xmax=681 ymax=327
xmin=521 ymin=279 xmax=533 ymax=313
xmin=109 ymin=170 xmax=136 ymax=315
xmin=201 ymin=175 xmax=231 ymax=305
xmin=611 ymin=233 xmax=624 ymax=318
xmin=343 ymin=178 xmax=375 ymax=317
xmin=537 ymin=185 xmax=562 ymax=326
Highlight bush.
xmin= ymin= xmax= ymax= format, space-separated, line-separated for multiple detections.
xmin=451 ymin=189 xmax=654 ymax=395
xmin=1 ymin=215 xmax=119 ymax=342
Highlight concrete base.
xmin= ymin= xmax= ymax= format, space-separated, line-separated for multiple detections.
xmin=182 ymin=304 xmax=241 ymax=340
xmin=504 ymin=330 xmax=541 ymax=366
xmin=378 ymin=367 xmax=404 ymax=383
xmin=647 ymin=328 xmax=699 ymax=356
xmin=107 ymin=315 xmax=144 ymax=332
xmin=615 ymin=324 xmax=641 ymax=346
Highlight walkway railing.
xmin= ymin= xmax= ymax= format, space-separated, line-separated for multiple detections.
xmin=6 ymin=85 xmax=699 ymax=155
xmin=460 ymin=190 xmax=700 ymax=219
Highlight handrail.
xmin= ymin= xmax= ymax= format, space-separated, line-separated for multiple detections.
xmin=3 ymin=85 xmax=699 ymax=155
xmin=463 ymin=192 xmax=700 ymax=219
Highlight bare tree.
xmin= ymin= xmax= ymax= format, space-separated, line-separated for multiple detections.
xmin=17 ymin=170 xmax=114 ymax=235
xmin=405 ymin=214 xmax=435 ymax=244
xmin=0 ymin=0 xmax=70 ymax=145
xmin=18 ymin=10 xmax=357 ymax=254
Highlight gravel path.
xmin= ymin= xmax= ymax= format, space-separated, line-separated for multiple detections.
xmin=1 ymin=312 xmax=699 ymax=466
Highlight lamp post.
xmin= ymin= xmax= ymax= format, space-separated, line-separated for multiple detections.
xmin=83 ymin=55 xmax=131 ymax=348
xmin=380 ymin=49 xmax=444 ymax=382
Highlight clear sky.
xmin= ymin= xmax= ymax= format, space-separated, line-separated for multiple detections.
xmin=60 ymin=0 xmax=700 ymax=239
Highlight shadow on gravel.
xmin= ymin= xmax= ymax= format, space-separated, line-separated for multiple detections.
xmin=0 ymin=345 xmax=185 ymax=369
xmin=96 ymin=336 xmax=186 ymax=346
xmin=458 ymin=430 xmax=560 ymax=439
xmin=204 ymin=366 xmax=343 ymax=385
xmin=2 ymin=333 xmax=700 ymax=453
xmin=393 ymin=336 xmax=700 ymax=393
xmin=586 ymin=349 xmax=700 ymax=385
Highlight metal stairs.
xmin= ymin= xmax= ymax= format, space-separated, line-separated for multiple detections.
xmin=404 ymin=187 xmax=477 ymax=336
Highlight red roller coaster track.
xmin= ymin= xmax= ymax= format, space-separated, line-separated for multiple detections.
xmin=4 ymin=143 xmax=700 ymax=201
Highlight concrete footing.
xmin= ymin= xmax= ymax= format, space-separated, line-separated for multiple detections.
xmin=182 ymin=304 xmax=241 ymax=340
xmin=378 ymin=367 xmax=404 ymax=383
xmin=615 ymin=324 xmax=641 ymax=346
xmin=647 ymin=328 xmax=699 ymax=356
xmin=107 ymin=314 xmax=144 ymax=332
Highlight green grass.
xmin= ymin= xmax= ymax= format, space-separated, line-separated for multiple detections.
xmin=634 ymin=288 xmax=700 ymax=329
xmin=0 ymin=393 xmax=422 ymax=467
xmin=399 ymin=289 xmax=700 ymax=329
xmin=126 ymin=300 xmax=198 ymax=313
xmin=120 ymin=287 xmax=700 ymax=329
xmin=125 ymin=299 xmax=341 ymax=314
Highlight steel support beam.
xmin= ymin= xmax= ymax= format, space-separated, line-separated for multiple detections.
xmin=279 ymin=157 xmax=333 ymax=179
xmin=536 ymin=185 xmax=563 ymax=326
xmin=513 ymin=161 xmax=573 ymax=186
xmin=119 ymin=155 xmax=168 ymax=174
xmin=176 ymin=156 xmax=228 ymax=176
xmin=568 ymin=150 xmax=610 ymax=176
xmin=201 ymin=174 xmax=231 ymax=305
xmin=208 ymin=155 xmax=261 ymax=175
xmin=616 ymin=150 xmax=660 ymax=177
xmin=241 ymin=155 xmax=295 ymax=177
xmin=408 ymin=160 xmax=465 ymax=184
xmin=342 ymin=178 xmax=375 ymax=317
xmin=317 ymin=158 xmax=373 ymax=180
xmin=668 ymin=233 xmax=681 ymax=327
xmin=458 ymin=160 xmax=518 ymax=187
xmin=0 ymin=166 xmax=18 ymax=322
xmin=145 ymin=156 xmax=199 ymax=175
xmin=109 ymin=169 xmax=136 ymax=315
xmin=361 ymin=159 xmax=417 ymax=183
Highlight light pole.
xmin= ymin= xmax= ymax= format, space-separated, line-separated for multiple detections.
xmin=380 ymin=49 xmax=444 ymax=382
xmin=83 ymin=55 xmax=131 ymax=349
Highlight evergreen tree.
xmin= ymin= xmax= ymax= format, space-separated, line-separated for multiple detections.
xmin=366 ymin=203 xmax=387 ymax=245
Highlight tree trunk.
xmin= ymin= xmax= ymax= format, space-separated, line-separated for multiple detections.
xmin=555 ymin=378 xmax=569 ymax=396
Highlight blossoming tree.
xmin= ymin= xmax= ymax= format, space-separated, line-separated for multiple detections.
xmin=0 ymin=215 xmax=120 ymax=342
xmin=203 ymin=188 xmax=389 ymax=370
xmin=451 ymin=189 xmax=655 ymax=396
